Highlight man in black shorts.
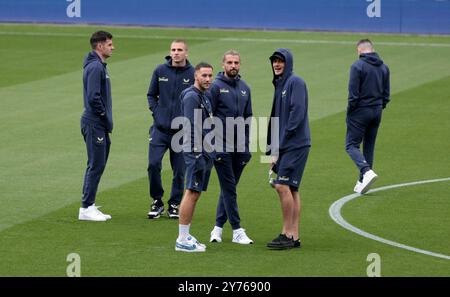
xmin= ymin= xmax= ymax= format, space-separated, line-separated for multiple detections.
xmin=266 ymin=48 xmax=311 ymax=249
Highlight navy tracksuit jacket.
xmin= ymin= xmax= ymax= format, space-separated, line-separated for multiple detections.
xmin=146 ymin=57 xmax=194 ymax=205
xmin=80 ymin=51 xmax=113 ymax=208
xmin=266 ymin=48 xmax=311 ymax=157
xmin=180 ymin=85 xmax=214 ymax=192
xmin=345 ymin=52 xmax=390 ymax=180
xmin=207 ymin=72 xmax=253 ymax=230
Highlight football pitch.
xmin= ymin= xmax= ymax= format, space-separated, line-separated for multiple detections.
xmin=0 ymin=23 xmax=449 ymax=276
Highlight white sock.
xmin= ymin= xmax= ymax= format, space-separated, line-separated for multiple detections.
xmin=179 ymin=224 xmax=190 ymax=240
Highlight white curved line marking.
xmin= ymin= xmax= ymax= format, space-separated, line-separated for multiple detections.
xmin=329 ymin=177 xmax=450 ymax=260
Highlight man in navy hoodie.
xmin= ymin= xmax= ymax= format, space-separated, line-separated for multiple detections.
xmin=79 ymin=31 xmax=114 ymax=222
xmin=346 ymin=39 xmax=390 ymax=194
xmin=266 ymin=48 xmax=311 ymax=249
xmin=207 ymin=50 xmax=254 ymax=245
xmin=146 ymin=40 xmax=195 ymax=219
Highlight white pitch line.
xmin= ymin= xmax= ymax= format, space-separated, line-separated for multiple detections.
xmin=329 ymin=177 xmax=450 ymax=260
xmin=1 ymin=31 xmax=450 ymax=47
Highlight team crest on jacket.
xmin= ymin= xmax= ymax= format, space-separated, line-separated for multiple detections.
xmin=158 ymin=77 xmax=169 ymax=82
xmin=240 ymin=90 xmax=247 ymax=96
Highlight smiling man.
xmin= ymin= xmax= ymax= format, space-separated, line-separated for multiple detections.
xmin=146 ymin=39 xmax=195 ymax=220
xmin=266 ymin=48 xmax=311 ymax=249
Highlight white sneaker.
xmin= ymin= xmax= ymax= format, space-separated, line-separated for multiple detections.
xmin=210 ymin=226 xmax=223 ymax=243
xmin=78 ymin=205 xmax=107 ymax=222
xmin=354 ymin=181 xmax=362 ymax=193
xmin=175 ymin=235 xmax=206 ymax=252
xmin=189 ymin=234 xmax=206 ymax=249
xmin=232 ymin=228 xmax=253 ymax=244
xmin=358 ymin=170 xmax=378 ymax=194
xmin=93 ymin=204 xmax=111 ymax=220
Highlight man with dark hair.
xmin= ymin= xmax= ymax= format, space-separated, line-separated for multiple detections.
xmin=266 ymin=48 xmax=311 ymax=249
xmin=79 ymin=31 xmax=114 ymax=221
xmin=208 ymin=50 xmax=254 ymax=245
xmin=146 ymin=39 xmax=195 ymax=219
xmin=175 ymin=62 xmax=214 ymax=252
xmin=346 ymin=39 xmax=390 ymax=194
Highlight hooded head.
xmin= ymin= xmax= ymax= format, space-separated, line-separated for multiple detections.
xmin=269 ymin=48 xmax=294 ymax=83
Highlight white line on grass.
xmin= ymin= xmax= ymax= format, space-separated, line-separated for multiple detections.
xmin=329 ymin=177 xmax=450 ymax=260
xmin=1 ymin=31 xmax=450 ymax=47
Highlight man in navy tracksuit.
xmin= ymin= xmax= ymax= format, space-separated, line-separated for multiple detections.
xmin=175 ymin=62 xmax=215 ymax=252
xmin=266 ymin=48 xmax=311 ymax=249
xmin=346 ymin=39 xmax=390 ymax=194
xmin=79 ymin=31 xmax=114 ymax=222
xmin=146 ymin=40 xmax=195 ymax=219
xmin=207 ymin=50 xmax=254 ymax=245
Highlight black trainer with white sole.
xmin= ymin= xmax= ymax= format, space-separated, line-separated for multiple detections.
xmin=148 ymin=200 xmax=164 ymax=219
xmin=167 ymin=204 xmax=179 ymax=219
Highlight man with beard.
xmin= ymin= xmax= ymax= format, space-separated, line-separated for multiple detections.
xmin=207 ymin=50 xmax=254 ymax=245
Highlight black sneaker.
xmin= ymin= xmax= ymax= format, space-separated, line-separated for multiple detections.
xmin=148 ymin=200 xmax=164 ymax=219
xmin=293 ymin=239 xmax=301 ymax=248
xmin=167 ymin=204 xmax=179 ymax=219
xmin=266 ymin=234 xmax=295 ymax=249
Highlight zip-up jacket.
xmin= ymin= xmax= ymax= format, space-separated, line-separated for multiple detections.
xmin=348 ymin=52 xmax=390 ymax=111
xmin=81 ymin=51 xmax=113 ymax=132
xmin=147 ymin=56 xmax=195 ymax=133
xmin=266 ymin=48 xmax=311 ymax=156
xmin=207 ymin=72 xmax=253 ymax=153
xmin=180 ymin=85 xmax=214 ymax=155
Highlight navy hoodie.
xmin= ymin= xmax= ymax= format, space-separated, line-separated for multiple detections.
xmin=348 ymin=52 xmax=390 ymax=110
xmin=207 ymin=72 xmax=253 ymax=153
xmin=180 ymin=85 xmax=214 ymax=155
xmin=147 ymin=56 xmax=195 ymax=133
xmin=266 ymin=48 xmax=311 ymax=156
xmin=81 ymin=51 xmax=113 ymax=132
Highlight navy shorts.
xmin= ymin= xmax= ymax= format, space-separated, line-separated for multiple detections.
xmin=183 ymin=153 xmax=213 ymax=192
xmin=273 ymin=146 xmax=310 ymax=192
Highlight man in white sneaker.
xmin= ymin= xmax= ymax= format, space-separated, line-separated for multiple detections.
xmin=208 ymin=50 xmax=253 ymax=245
xmin=175 ymin=62 xmax=215 ymax=252
xmin=346 ymin=39 xmax=390 ymax=194
xmin=78 ymin=31 xmax=114 ymax=222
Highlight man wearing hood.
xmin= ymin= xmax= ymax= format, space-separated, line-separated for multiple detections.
xmin=79 ymin=31 xmax=114 ymax=221
xmin=266 ymin=48 xmax=311 ymax=249
xmin=207 ymin=50 xmax=254 ymax=245
xmin=346 ymin=39 xmax=390 ymax=194
xmin=146 ymin=40 xmax=195 ymax=219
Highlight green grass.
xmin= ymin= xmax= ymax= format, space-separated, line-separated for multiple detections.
xmin=0 ymin=23 xmax=449 ymax=276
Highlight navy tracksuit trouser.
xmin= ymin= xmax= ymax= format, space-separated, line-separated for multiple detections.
xmin=213 ymin=153 xmax=251 ymax=230
xmin=345 ymin=106 xmax=382 ymax=181
xmin=147 ymin=126 xmax=185 ymax=206
xmin=81 ymin=122 xmax=110 ymax=208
